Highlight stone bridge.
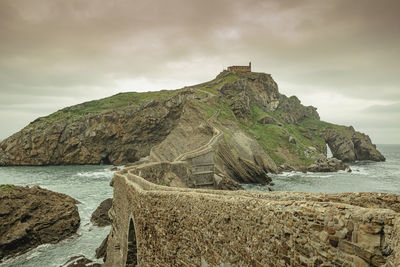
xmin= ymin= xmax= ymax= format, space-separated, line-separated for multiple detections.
xmin=105 ymin=168 xmax=400 ymax=266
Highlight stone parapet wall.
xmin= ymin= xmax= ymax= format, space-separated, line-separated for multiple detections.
xmin=128 ymin=161 xmax=191 ymax=187
xmin=393 ymin=217 xmax=400 ymax=266
xmin=105 ymin=167 xmax=400 ymax=266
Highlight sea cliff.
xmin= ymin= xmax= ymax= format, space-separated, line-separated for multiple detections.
xmin=0 ymin=71 xmax=384 ymax=187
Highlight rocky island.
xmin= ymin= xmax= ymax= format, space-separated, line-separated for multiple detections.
xmin=0 ymin=69 xmax=394 ymax=266
xmin=0 ymin=70 xmax=384 ymax=188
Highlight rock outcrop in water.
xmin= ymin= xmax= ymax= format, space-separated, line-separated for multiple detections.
xmin=323 ymin=127 xmax=385 ymax=162
xmin=0 ymin=185 xmax=80 ymax=261
xmin=90 ymin=198 xmax=112 ymax=227
xmin=62 ymin=255 xmax=101 ymax=267
xmin=0 ymin=70 xmax=384 ymax=187
xmin=307 ymin=157 xmax=350 ymax=172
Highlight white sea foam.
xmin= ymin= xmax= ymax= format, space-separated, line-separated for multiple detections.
xmin=76 ymin=169 xmax=112 ymax=178
xmin=276 ymin=171 xmax=303 ymax=177
xmin=0 ymin=165 xmax=113 ymax=267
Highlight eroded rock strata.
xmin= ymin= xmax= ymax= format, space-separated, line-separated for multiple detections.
xmin=0 ymin=185 xmax=80 ymax=261
xmin=323 ymin=127 xmax=385 ymax=162
xmin=0 ymin=92 xmax=188 ymax=166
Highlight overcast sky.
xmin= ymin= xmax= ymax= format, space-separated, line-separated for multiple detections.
xmin=0 ymin=0 xmax=399 ymax=144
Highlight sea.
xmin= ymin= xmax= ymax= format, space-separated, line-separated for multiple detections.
xmin=0 ymin=144 xmax=399 ymax=266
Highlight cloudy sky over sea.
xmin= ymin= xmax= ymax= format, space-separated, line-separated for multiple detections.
xmin=1 ymin=0 xmax=399 ymax=143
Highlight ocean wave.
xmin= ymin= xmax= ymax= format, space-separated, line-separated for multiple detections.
xmin=76 ymin=169 xmax=112 ymax=178
xmin=350 ymin=167 xmax=369 ymax=176
xmin=275 ymin=172 xmax=303 ymax=177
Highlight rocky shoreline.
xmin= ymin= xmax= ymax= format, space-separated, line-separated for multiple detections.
xmin=0 ymin=70 xmax=389 ymax=265
xmin=0 ymin=185 xmax=80 ymax=261
xmin=0 ymin=71 xmax=384 ymax=176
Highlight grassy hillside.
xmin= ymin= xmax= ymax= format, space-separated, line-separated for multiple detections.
xmin=29 ymin=89 xmax=182 ymax=126
xmin=23 ymin=70 xmax=350 ymax=167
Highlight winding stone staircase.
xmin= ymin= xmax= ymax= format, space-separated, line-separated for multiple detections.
xmin=173 ymin=109 xmax=222 ymax=188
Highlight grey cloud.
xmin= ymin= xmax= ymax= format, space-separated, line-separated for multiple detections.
xmin=0 ymin=0 xmax=399 ymax=142
xmin=364 ymin=103 xmax=400 ymax=114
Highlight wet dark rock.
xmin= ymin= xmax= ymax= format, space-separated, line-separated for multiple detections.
xmin=95 ymin=235 xmax=108 ymax=262
xmin=278 ymin=164 xmax=296 ymax=172
xmin=62 ymin=255 xmax=102 ymax=267
xmin=257 ymin=116 xmax=281 ymax=125
xmin=276 ymin=95 xmax=320 ymax=123
xmin=0 ymin=185 xmax=80 ymax=261
xmin=323 ymin=128 xmax=385 ymax=163
xmin=90 ymin=198 xmax=112 ymax=227
xmin=216 ymin=142 xmax=272 ymax=185
xmin=214 ymin=174 xmax=244 ymax=190
xmin=307 ymin=157 xmax=349 ymax=172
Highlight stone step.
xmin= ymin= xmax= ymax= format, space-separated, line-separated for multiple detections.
xmin=195 ymin=182 xmax=215 ymax=186
xmin=192 ymin=171 xmax=214 ymax=176
xmin=192 ymin=163 xmax=214 ymax=167
xmin=191 ymin=166 xmax=214 ymax=173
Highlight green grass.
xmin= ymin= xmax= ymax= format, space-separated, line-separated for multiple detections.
xmin=197 ymin=86 xmax=218 ymax=95
xmin=29 ymin=89 xmax=182 ymax=126
xmin=219 ymin=74 xmax=240 ymax=84
xmin=216 ymin=101 xmax=237 ymax=122
xmin=192 ymin=101 xmax=218 ymax=119
xmin=249 ymin=105 xmax=268 ymax=121
xmin=30 ymin=71 xmax=242 ymax=128
xmin=246 ymin=123 xmax=287 ymax=165
xmin=238 ymin=105 xmax=330 ymax=166
xmin=197 ymin=73 xmax=240 ymax=95
xmin=193 ymin=96 xmax=322 ymax=166
xmin=0 ymin=184 xmax=15 ymax=192
xmin=299 ymin=118 xmax=353 ymax=138
xmin=22 ymin=69 xmax=345 ymax=168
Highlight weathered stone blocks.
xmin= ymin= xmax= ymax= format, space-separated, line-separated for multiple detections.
xmin=104 ymin=167 xmax=400 ymax=266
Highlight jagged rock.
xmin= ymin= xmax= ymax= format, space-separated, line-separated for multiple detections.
xmin=278 ymin=164 xmax=296 ymax=172
xmin=257 ymin=116 xmax=281 ymax=125
xmin=352 ymin=130 xmax=385 ymax=161
xmin=323 ymin=128 xmax=384 ymax=162
xmin=0 ymin=92 xmax=189 ymax=166
xmin=0 ymin=185 xmax=80 ymax=261
xmin=307 ymin=157 xmax=349 ymax=172
xmin=289 ymin=136 xmax=296 ymax=144
xmin=216 ymin=142 xmax=271 ymax=185
xmin=62 ymin=255 xmax=101 ymax=267
xmin=276 ymin=95 xmax=320 ymax=123
xmin=95 ymin=235 xmax=108 ymax=262
xmin=230 ymin=93 xmax=251 ymax=119
xmin=304 ymin=146 xmax=318 ymax=159
xmin=323 ymin=129 xmax=356 ymax=162
xmin=214 ymin=174 xmax=243 ymax=190
xmin=91 ymin=198 xmax=112 ymax=227
xmin=253 ymin=154 xmax=278 ymax=174
xmin=218 ymin=72 xmax=281 ymax=112
xmin=228 ymin=131 xmax=278 ymax=174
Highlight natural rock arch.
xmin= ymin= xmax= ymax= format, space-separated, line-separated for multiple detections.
xmin=125 ymin=216 xmax=137 ymax=266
